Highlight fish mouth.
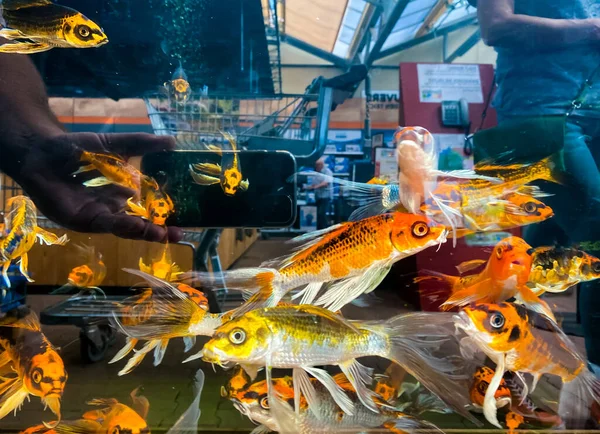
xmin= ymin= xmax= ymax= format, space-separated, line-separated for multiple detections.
xmin=453 ymin=310 xmax=474 ymax=334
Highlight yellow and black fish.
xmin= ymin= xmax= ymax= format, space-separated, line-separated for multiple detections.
xmin=189 ymin=132 xmax=249 ymax=196
xmin=0 ymin=0 xmax=108 ymax=54
xmin=0 ymin=307 xmax=66 ymax=426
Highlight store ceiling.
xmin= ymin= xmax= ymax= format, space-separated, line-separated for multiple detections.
xmin=284 ymin=0 xmax=477 ymax=63
xmin=33 ymin=0 xmax=273 ymax=99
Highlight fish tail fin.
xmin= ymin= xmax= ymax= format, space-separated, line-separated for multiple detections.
xmin=185 ymin=268 xmax=282 ymax=317
xmin=558 ymin=369 xmax=600 ymax=429
xmin=381 ymin=313 xmax=482 ymax=426
xmin=537 ymin=152 xmax=565 ymax=185
xmin=230 ymin=270 xmax=282 ymax=317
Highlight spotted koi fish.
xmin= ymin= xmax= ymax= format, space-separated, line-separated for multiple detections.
xmin=455 ymin=302 xmax=599 ymax=429
xmin=0 ymin=196 xmax=68 ymax=288
xmin=126 ymin=176 xmax=174 ymax=226
xmin=189 ymin=132 xmax=249 ymax=196
xmin=0 ymin=307 xmax=66 ymax=427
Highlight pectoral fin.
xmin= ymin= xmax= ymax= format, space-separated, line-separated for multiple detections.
xmin=0 ymin=41 xmax=52 ymax=54
xmin=205 ymin=144 xmax=223 ymax=156
xmin=83 ymin=177 xmax=114 ymax=187
xmin=35 ymin=228 xmax=69 ymax=246
xmin=483 ymin=356 xmax=505 ymax=428
xmin=192 ymin=162 xmax=222 ymax=176
xmin=0 ymin=378 xmax=28 ymax=420
xmin=456 ymin=259 xmax=486 ymax=275
xmin=126 ymin=198 xmax=148 ymax=219
xmin=339 ymin=359 xmax=379 ymax=413
xmin=189 ymin=166 xmax=220 ymax=186
xmin=239 ymin=179 xmax=249 ymax=191
xmin=72 ymin=164 xmax=95 ymax=175
xmin=0 ymin=28 xmax=27 ymax=40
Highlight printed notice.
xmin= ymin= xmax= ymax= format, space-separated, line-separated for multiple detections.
xmin=417 ymin=64 xmax=483 ymax=103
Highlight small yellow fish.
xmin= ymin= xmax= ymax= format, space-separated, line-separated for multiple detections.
xmin=192 ymin=212 xmax=447 ymax=315
xmin=0 ymin=0 xmax=108 ymax=54
xmin=189 ymin=132 xmax=249 ymax=196
xmin=138 ymin=243 xmax=182 ymax=282
xmin=0 ymin=196 xmax=68 ymax=287
xmin=164 ymin=61 xmax=191 ymax=103
xmin=109 ymin=270 xmax=221 ymax=376
xmin=455 ymin=302 xmax=599 ymax=428
xmin=67 ymin=244 xmax=106 ymax=288
xmin=0 ymin=307 xmax=66 ymax=426
xmin=126 ymin=176 xmax=174 ymax=226
xmin=198 ymin=304 xmax=479 ymax=425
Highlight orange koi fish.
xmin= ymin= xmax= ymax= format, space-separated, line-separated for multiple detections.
xmin=415 ymin=236 xmax=554 ymax=319
xmin=52 ymin=244 xmax=106 ymax=296
xmin=126 ymin=176 xmax=174 ymax=226
xmin=192 ymin=212 xmax=447 ymax=315
xmin=109 ymin=270 xmax=220 ymax=376
xmin=189 ymin=132 xmax=249 ymax=196
xmin=529 ymin=246 xmax=600 ymax=295
xmin=0 ymin=196 xmax=68 ymax=288
xmin=73 ymin=151 xmax=155 ymax=196
xmin=455 ymin=302 xmax=599 ymax=429
xmin=0 ymin=307 xmax=66 ymax=426
xmin=198 ymin=304 xmax=480 ymax=425
xmin=164 ymin=61 xmax=191 ymax=103
xmin=394 ymin=126 xmax=501 ymax=214
xmin=226 ymin=368 xmax=442 ymax=434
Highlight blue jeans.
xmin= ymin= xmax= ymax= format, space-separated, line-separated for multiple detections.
xmin=511 ymin=114 xmax=600 ymax=362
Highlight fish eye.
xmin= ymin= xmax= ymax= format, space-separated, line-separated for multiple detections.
xmin=31 ymin=368 xmax=43 ymax=384
xmin=78 ymin=25 xmax=91 ymax=38
xmin=229 ymin=328 xmax=246 ymax=345
xmin=411 ymin=221 xmax=429 ymax=238
xmin=260 ymin=396 xmax=270 ymax=409
xmin=523 ymin=202 xmax=538 ymax=214
xmin=477 ymin=381 xmax=488 ymax=394
xmin=495 ymin=246 xmax=503 ymax=259
xmin=489 ymin=312 xmax=505 ymax=329
xmin=111 ymin=426 xmax=120 ymax=434
xmin=593 ymin=262 xmax=600 ymax=273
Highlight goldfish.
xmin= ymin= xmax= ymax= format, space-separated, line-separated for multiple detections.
xmin=109 ymin=270 xmax=220 ymax=376
xmin=0 ymin=307 xmax=66 ymax=426
xmin=189 ymin=132 xmax=249 ymax=196
xmin=227 ymin=369 xmax=443 ymax=434
xmin=191 ymin=212 xmax=447 ymax=315
xmin=415 ymin=236 xmax=554 ymax=319
xmin=455 ymin=302 xmax=600 ymax=429
xmin=164 ymin=61 xmax=191 ymax=103
xmin=0 ymin=196 xmax=68 ymax=288
xmin=51 ymin=244 xmax=106 ymax=296
xmin=528 ymin=246 xmax=600 ymax=295
xmin=126 ymin=177 xmax=174 ymax=226
xmin=73 ymin=151 xmax=154 ymax=195
xmin=197 ymin=304 xmax=480 ymax=425
xmin=0 ymin=0 xmax=108 ymax=54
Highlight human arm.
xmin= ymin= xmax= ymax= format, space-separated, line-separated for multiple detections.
xmin=477 ymin=0 xmax=600 ymax=50
xmin=0 ymin=54 xmax=182 ymax=242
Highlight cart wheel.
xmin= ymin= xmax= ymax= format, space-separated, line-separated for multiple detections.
xmin=80 ymin=325 xmax=115 ymax=363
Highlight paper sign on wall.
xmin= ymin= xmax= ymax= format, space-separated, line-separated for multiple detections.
xmin=417 ymin=64 xmax=483 ymax=103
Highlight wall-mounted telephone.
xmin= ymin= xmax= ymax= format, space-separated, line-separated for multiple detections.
xmin=441 ymin=98 xmax=470 ymax=127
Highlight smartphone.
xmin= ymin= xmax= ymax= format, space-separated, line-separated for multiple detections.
xmin=141 ymin=150 xmax=297 ymax=228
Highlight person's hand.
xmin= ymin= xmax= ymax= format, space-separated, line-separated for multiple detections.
xmin=5 ymin=131 xmax=182 ymax=243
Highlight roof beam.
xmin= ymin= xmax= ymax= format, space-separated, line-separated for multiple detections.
xmin=444 ymin=28 xmax=481 ymax=63
xmin=365 ymin=0 xmax=411 ymax=66
xmin=347 ymin=1 xmax=381 ymax=63
xmin=374 ymin=13 xmax=477 ymax=61
xmin=415 ymin=0 xmax=449 ymax=38
xmin=283 ymin=35 xmax=351 ymax=69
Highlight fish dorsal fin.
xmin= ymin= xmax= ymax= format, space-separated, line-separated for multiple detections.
xmin=2 ymin=0 xmax=53 ymax=10
xmin=0 ymin=307 xmax=41 ymax=331
xmin=456 ymin=259 xmax=487 ymax=275
xmin=294 ymin=305 xmax=363 ymax=334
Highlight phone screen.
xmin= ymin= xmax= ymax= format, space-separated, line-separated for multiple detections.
xmin=142 ymin=150 xmax=297 ymax=228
